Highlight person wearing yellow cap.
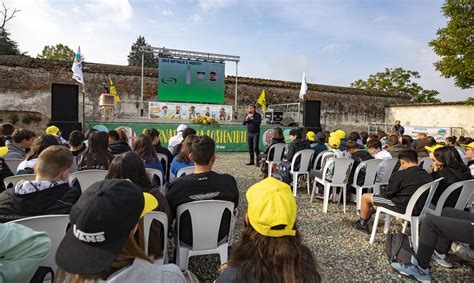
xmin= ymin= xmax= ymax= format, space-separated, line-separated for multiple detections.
xmin=331 ymin=129 xmax=348 ymax=151
xmin=216 ymin=177 xmax=321 ymax=282
xmin=328 ymin=134 xmax=344 ymax=158
xmin=46 ymin=125 xmax=68 ymax=146
xmin=425 ymin=143 xmax=444 ymax=171
xmin=463 ymin=141 xmax=474 ymax=177
xmin=0 ymin=146 xmax=14 ymax=192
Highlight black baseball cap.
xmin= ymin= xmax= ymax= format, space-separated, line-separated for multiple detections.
xmin=55 ymin=179 xmax=158 ymax=275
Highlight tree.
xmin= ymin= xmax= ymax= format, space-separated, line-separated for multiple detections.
xmin=127 ymin=35 xmax=157 ymax=68
xmin=351 ymin=68 xmax=441 ymax=103
xmin=429 ymin=0 xmax=473 ymax=89
xmin=0 ymin=3 xmax=21 ymax=55
xmin=37 ymin=44 xmax=75 ymax=61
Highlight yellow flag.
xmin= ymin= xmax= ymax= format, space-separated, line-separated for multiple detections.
xmin=109 ymin=76 xmax=120 ymax=103
xmin=257 ymin=89 xmax=266 ymax=112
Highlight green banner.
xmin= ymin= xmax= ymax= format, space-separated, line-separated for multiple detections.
xmin=158 ymin=58 xmax=225 ymax=103
xmin=85 ymin=122 xmax=293 ymax=152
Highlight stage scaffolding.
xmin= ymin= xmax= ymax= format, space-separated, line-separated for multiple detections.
xmin=140 ymin=47 xmax=240 ymax=115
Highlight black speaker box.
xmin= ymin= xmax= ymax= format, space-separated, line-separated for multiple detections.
xmin=51 ymin=84 xmax=79 ymax=122
xmin=49 ymin=121 xmax=82 ymax=140
xmin=303 ymin=100 xmax=321 ymax=128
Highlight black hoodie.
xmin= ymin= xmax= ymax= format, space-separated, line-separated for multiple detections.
xmin=286 ymin=138 xmax=311 ymax=162
xmin=108 ymin=141 xmax=132 ymax=155
xmin=431 ymin=167 xmax=472 ymax=208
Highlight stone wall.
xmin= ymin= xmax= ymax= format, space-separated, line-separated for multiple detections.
xmin=0 ymin=55 xmax=410 ymax=132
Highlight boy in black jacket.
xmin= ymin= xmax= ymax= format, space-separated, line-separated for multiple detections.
xmin=352 ymin=149 xmax=432 ymax=232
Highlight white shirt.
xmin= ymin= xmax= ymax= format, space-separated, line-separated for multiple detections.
xmin=374 ymin=149 xmax=392 ymax=182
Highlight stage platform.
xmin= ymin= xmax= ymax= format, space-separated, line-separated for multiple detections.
xmin=85 ymin=120 xmax=292 ymax=152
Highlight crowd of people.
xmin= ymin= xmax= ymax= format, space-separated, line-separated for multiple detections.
xmin=0 ymin=119 xmax=472 ymax=282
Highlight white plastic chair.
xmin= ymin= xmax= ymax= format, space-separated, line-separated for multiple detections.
xmin=69 ymin=169 xmax=108 ymax=192
xmin=352 ymin=159 xmax=383 ymax=213
xmin=418 ymin=157 xmax=433 ymax=172
xmin=290 ymin=149 xmax=315 ymax=196
xmin=145 ymin=168 xmax=165 ymax=194
xmin=369 ymin=178 xmax=443 ymax=252
xmin=265 ymin=143 xmax=286 ymax=177
xmin=311 ymin=158 xmax=354 ymax=213
xmin=427 ymin=179 xmax=474 ymax=216
xmin=175 ymin=200 xmax=235 ymax=270
xmin=9 ymin=214 xmax=70 ymax=278
xmin=4 ymin=159 xmax=23 ymax=175
xmin=3 ymin=174 xmax=36 ymax=188
xmin=176 ymin=166 xmax=195 ymax=178
xmin=156 ymin=153 xmax=169 ymax=180
xmin=373 ymin=158 xmax=399 ymax=194
xmin=312 ymin=150 xmax=330 ymax=170
xmin=143 ymin=211 xmax=168 ymax=265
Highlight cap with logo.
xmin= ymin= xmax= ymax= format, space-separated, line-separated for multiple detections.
xmin=46 ymin=125 xmax=60 ymax=135
xmin=328 ymin=135 xmax=341 ymax=149
xmin=55 ymin=179 xmax=158 ymax=275
xmin=0 ymin=146 xmax=8 ymax=157
xmin=306 ymin=131 xmax=316 ymax=142
xmin=246 ymin=177 xmax=297 ymax=237
xmin=424 ymin=144 xmax=444 ymax=153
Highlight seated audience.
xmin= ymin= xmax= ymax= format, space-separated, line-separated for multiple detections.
xmin=259 ymin=127 xmax=285 ymax=176
xmin=0 ymin=222 xmax=51 ymax=282
xmin=415 ymin=133 xmax=433 ymax=158
xmin=170 ymin=135 xmax=196 ymax=178
xmin=105 ymin=152 xmax=172 ymax=258
xmin=166 ymin=135 xmax=239 ymax=246
xmin=386 ymin=135 xmax=405 ymax=158
xmin=332 ymin=129 xmax=347 ymax=151
xmin=144 ymin=128 xmax=173 ymax=179
xmin=312 ymin=132 xmax=329 ymax=158
xmin=216 ymin=177 xmax=321 ymax=282
xmin=360 ymin=131 xmax=369 ymax=145
xmin=45 ymin=125 xmax=68 ymax=146
xmin=0 ymin=146 xmax=81 ymax=223
xmin=133 ymin=134 xmax=163 ymax=175
xmin=307 ymin=131 xmax=317 ymax=148
xmin=108 ymin=129 xmax=132 ymax=155
xmin=401 ymin=135 xmax=414 ymax=149
xmin=55 ymin=179 xmax=186 ymax=282
xmin=0 ymin=123 xmax=14 ymax=147
xmin=430 ymin=146 xmax=471 ymax=208
xmin=77 ymin=131 xmax=114 ymax=170
xmin=347 ymin=141 xmax=374 ymax=186
xmin=464 ymin=141 xmax=474 ymax=176
xmin=348 ymin=131 xmax=364 ymax=149
xmin=352 ymin=149 xmax=432 ymax=232
xmin=68 ymin=130 xmax=86 ymax=157
xmin=328 ymin=135 xmax=344 ymax=158
xmin=4 ymin=128 xmax=35 ymax=160
xmin=366 ymin=134 xmax=379 ymax=146
xmin=171 ymin=127 xmax=197 ymax=157
xmin=16 ymin=134 xmax=59 ymax=174
xmin=168 ymin=124 xmax=187 ymax=153
xmin=366 ymin=139 xmax=392 ymax=182
xmin=286 ymin=128 xmax=310 ymax=163
xmin=444 ymin=136 xmax=465 ymax=159
xmin=391 ymin=207 xmax=474 ymax=281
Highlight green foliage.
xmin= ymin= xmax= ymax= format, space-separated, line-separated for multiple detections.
xmin=429 ymin=0 xmax=474 ymax=89
xmin=0 ymin=28 xmax=20 ymax=55
xmin=127 ymin=35 xmax=157 ymax=68
xmin=465 ymin=97 xmax=474 ymax=105
xmin=21 ymin=114 xmax=42 ymax=125
xmin=37 ymin=44 xmax=75 ymax=61
xmin=351 ymin=68 xmax=441 ymax=103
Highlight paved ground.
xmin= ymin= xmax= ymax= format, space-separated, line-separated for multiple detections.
xmin=184 ymin=153 xmax=474 ymax=282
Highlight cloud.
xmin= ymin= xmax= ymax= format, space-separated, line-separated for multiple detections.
xmin=192 ymin=13 xmax=201 ymax=22
xmin=162 ymin=9 xmax=174 ymax=16
xmin=198 ymin=0 xmax=235 ymax=12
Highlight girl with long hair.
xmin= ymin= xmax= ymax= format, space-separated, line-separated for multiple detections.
xmin=217 ymin=177 xmax=321 ymax=283
xmin=77 ymin=131 xmax=114 ymax=170
xmin=17 ymin=134 xmax=59 ymax=174
xmin=431 ymin=146 xmax=472 ymax=207
xmin=133 ymin=134 xmax=163 ymax=175
xmin=170 ymin=135 xmax=197 ymax=179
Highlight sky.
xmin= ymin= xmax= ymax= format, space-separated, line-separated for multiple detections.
xmin=4 ymin=0 xmax=472 ymax=101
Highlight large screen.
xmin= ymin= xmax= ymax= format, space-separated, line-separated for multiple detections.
xmin=158 ymin=57 xmax=225 ymax=103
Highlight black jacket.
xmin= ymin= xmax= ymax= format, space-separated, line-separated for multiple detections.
xmin=0 ymin=158 xmax=13 ymax=192
xmin=286 ymin=138 xmax=311 ymax=162
xmin=0 ymin=182 xmax=81 ymax=223
xmin=108 ymin=141 xmax=132 ymax=155
xmin=262 ymin=138 xmax=285 ymax=160
xmin=431 ymin=167 xmax=472 ymax=208
xmin=243 ymin=112 xmax=262 ymax=134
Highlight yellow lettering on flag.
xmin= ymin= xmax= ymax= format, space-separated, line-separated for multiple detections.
xmin=109 ymin=75 xmax=120 ymax=104
xmin=257 ymin=89 xmax=266 ymax=112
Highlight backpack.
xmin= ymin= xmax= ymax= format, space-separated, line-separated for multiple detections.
xmin=385 ymin=233 xmax=415 ymax=264
xmin=272 ymin=160 xmax=292 ymax=185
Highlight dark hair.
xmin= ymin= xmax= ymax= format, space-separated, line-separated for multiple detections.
xmin=377 ymin=131 xmax=387 ymax=139
xmin=316 ymin=132 xmax=326 ymax=145
xmin=366 ymin=139 xmax=382 ymax=150
xmin=348 ymin=132 xmax=360 ymax=142
xmin=289 ymin=128 xmax=302 ymax=139
xmin=12 ymin=128 xmax=35 ymax=143
xmin=227 ymin=224 xmax=321 ymax=283
xmin=457 ymin=136 xmax=467 ymax=145
xmin=248 ymin=103 xmax=256 ymax=108
xmin=401 ymin=135 xmax=413 ymax=148
xmin=178 ymin=135 xmax=198 ymax=163
xmin=79 ymin=131 xmax=113 ymax=170
xmin=346 ymin=140 xmax=359 ymax=151
xmin=367 ymin=134 xmax=378 ymax=142
xmin=116 ymin=128 xmax=129 ymax=143
xmin=398 ymin=149 xmax=418 ymax=163
xmin=26 ymin=134 xmax=59 ymax=160
xmin=106 ymin=152 xmax=153 ymax=191
xmin=0 ymin=123 xmax=15 ymax=136
xmin=387 ymin=135 xmax=399 ymax=146
xmin=433 ymin=146 xmax=469 ymax=172
xmin=272 ymin=128 xmax=284 ymax=141
xmin=445 ymin=136 xmax=457 ymax=146
xmin=324 ymin=131 xmax=331 ymax=143
xmin=133 ymin=135 xmax=158 ymax=163
xmin=85 ymin=128 xmax=98 ymax=140
xmin=108 ymin=130 xmax=120 ymax=141
xmin=68 ymin=130 xmax=85 ymax=148
xmin=426 ymin=136 xmax=437 ymax=147
xmin=182 ymin=127 xmax=197 ymax=140
xmin=144 ymin=128 xmax=160 ymax=140
xmin=190 ymin=135 xmax=215 ymax=165
xmin=360 ymin=132 xmax=369 ymax=145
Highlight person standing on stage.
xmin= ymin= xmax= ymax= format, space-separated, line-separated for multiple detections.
xmin=243 ymin=104 xmax=262 ymax=166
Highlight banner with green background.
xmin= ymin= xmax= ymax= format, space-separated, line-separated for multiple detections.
xmin=158 ymin=58 xmax=225 ymax=103
xmin=85 ymin=122 xmax=293 ymax=152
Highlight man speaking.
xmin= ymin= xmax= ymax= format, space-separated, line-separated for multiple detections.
xmin=243 ymin=104 xmax=262 ymax=166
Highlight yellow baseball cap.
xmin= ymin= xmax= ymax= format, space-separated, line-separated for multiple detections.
xmin=0 ymin=146 xmax=8 ymax=157
xmin=306 ymin=131 xmax=316 ymax=142
xmin=246 ymin=177 xmax=297 ymax=237
xmin=425 ymin=144 xmax=444 ymax=153
xmin=46 ymin=125 xmax=60 ymax=135
xmin=328 ymin=135 xmax=341 ymax=149
xmin=462 ymin=142 xmax=474 ymax=148
xmin=141 ymin=192 xmax=158 ymax=218
xmin=331 ymin=129 xmax=346 ymax=140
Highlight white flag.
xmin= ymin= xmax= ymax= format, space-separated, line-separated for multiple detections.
xmin=71 ymin=46 xmax=84 ymax=85
xmin=299 ymin=72 xmax=307 ymax=100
